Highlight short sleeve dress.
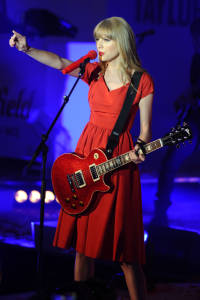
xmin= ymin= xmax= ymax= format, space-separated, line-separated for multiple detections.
xmin=53 ymin=62 xmax=154 ymax=264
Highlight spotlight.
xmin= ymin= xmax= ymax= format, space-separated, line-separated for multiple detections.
xmin=15 ymin=190 xmax=28 ymax=203
xmin=29 ymin=190 xmax=41 ymax=203
xmin=45 ymin=190 xmax=55 ymax=203
xmin=144 ymin=230 xmax=149 ymax=242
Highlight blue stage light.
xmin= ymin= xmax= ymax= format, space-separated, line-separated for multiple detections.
xmin=144 ymin=230 xmax=149 ymax=242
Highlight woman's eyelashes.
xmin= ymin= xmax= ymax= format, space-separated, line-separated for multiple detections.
xmin=95 ymin=37 xmax=111 ymax=42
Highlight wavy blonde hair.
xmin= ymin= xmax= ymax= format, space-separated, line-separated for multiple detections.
xmin=93 ymin=17 xmax=144 ymax=83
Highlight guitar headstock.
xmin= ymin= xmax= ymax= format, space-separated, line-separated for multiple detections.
xmin=162 ymin=122 xmax=192 ymax=146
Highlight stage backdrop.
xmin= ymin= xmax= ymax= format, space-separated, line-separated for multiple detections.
xmin=1 ymin=0 xmax=199 ymax=179
xmin=0 ymin=34 xmax=70 ymax=178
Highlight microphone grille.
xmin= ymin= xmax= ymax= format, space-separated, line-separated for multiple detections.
xmin=88 ymin=50 xmax=97 ymax=60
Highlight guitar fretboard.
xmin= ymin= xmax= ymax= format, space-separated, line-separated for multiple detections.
xmin=97 ymin=139 xmax=163 ymax=176
xmin=144 ymin=138 xmax=163 ymax=154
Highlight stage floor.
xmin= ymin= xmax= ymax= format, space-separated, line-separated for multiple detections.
xmin=0 ymin=177 xmax=200 ymax=299
xmin=0 ymin=282 xmax=200 ymax=300
xmin=0 ymin=176 xmax=200 ymax=245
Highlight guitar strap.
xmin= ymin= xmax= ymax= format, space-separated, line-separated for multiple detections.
xmin=106 ymin=71 xmax=143 ymax=156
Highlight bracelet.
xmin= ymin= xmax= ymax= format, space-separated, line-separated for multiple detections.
xmin=135 ymin=138 xmax=146 ymax=156
xmin=136 ymin=138 xmax=146 ymax=145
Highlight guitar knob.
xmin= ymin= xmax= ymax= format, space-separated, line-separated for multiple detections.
xmin=66 ymin=197 xmax=70 ymax=202
xmin=71 ymin=203 xmax=76 ymax=209
xmin=79 ymin=201 xmax=84 ymax=206
xmin=73 ymin=194 xmax=77 ymax=199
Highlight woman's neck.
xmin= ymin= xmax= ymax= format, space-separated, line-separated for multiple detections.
xmin=106 ymin=61 xmax=120 ymax=72
xmin=105 ymin=65 xmax=132 ymax=85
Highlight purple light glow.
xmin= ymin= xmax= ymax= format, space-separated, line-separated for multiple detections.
xmin=141 ymin=177 xmax=200 ymax=184
xmin=61 ymin=42 xmax=98 ymax=151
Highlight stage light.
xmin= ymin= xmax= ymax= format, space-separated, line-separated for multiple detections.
xmin=144 ymin=230 xmax=149 ymax=242
xmin=29 ymin=190 xmax=41 ymax=203
xmin=15 ymin=190 xmax=28 ymax=203
xmin=45 ymin=190 xmax=55 ymax=203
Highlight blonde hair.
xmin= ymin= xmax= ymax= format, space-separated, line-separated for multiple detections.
xmin=93 ymin=16 xmax=144 ymax=83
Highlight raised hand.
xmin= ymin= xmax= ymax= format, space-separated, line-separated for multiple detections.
xmin=9 ymin=30 xmax=29 ymax=52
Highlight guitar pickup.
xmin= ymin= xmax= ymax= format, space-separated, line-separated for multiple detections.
xmin=75 ymin=170 xmax=86 ymax=188
xmin=89 ymin=164 xmax=100 ymax=182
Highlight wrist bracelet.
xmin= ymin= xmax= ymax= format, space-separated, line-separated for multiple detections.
xmin=136 ymin=138 xmax=146 ymax=145
xmin=135 ymin=138 xmax=146 ymax=156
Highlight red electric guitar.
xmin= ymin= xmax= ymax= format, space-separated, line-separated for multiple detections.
xmin=51 ymin=123 xmax=192 ymax=216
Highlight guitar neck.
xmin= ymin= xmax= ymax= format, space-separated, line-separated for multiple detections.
xmin=97 ymin=138 xmax=164 ymax=176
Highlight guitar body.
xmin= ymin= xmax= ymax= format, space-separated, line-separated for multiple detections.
xmin=51 ymin=123 xmax=192 ymax=216
xmin=51 ymin=148 xmax=110 ymax=215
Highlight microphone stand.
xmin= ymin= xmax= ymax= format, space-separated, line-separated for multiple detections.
xmin=26 ymin=59 xmax=90 ymax=299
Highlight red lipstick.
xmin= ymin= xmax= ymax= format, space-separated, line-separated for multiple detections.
xmin=99 ymin=51 xmax=104 ymax=56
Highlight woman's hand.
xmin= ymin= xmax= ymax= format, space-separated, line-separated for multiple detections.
xmin=9 ymin=30 xmax=29 ymax=52
xmin=129 ymin=145 xmax=145 ymax=164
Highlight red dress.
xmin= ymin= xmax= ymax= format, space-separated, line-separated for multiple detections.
xmin=53 ymin=62 xmax=154 ymax=264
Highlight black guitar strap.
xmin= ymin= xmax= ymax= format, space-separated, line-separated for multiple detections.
xmin=106 ymin=71 xmax=143 ymax=156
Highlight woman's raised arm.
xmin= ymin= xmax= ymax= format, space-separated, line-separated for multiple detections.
xmin=9 ymin=30 xmax=80 ymax=77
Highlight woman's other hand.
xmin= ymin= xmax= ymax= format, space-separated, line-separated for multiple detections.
xmin=129 ymin=145 xmax=145 ymax=164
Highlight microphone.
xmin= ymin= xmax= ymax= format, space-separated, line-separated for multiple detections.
xmin=62 ymin=50 xmax=97 ymax=74
xmin=136 ymin=29 xmax=155 ymax=38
